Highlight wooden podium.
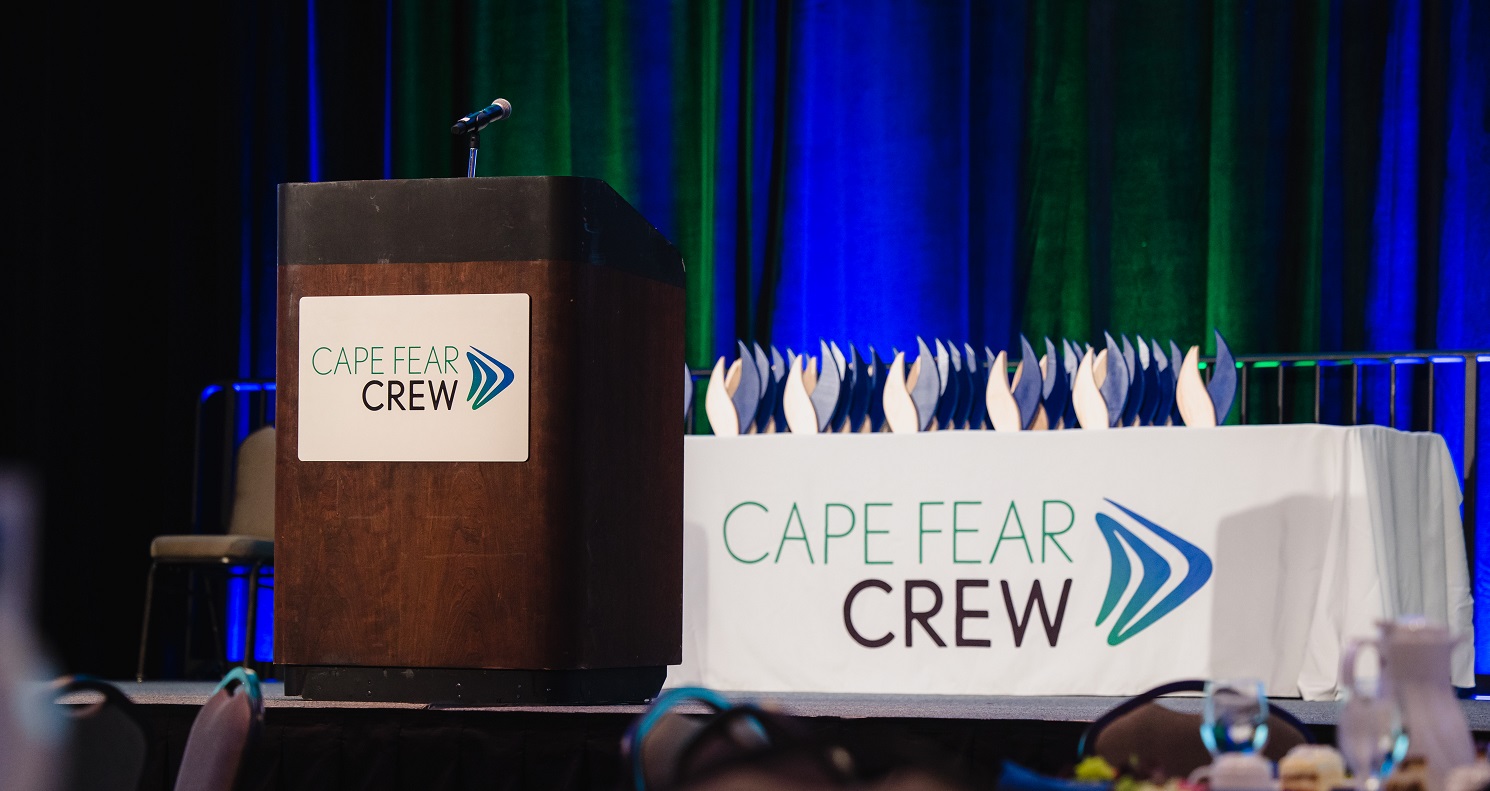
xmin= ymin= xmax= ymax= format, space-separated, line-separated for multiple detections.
xmin=273 ymin=177 xmax=684 ymax=704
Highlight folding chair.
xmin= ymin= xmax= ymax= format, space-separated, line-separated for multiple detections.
xmin=136 ymin=425 xmax=274 ymax=681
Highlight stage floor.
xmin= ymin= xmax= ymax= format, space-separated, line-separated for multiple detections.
xmin=61 ymin=681 xmax=1490 ymax=731
xmin=50 ymin=682 xmax=1490 ymax=790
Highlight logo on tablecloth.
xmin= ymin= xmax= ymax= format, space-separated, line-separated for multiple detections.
xmin=1094 ymin=499 xmax=1213 ymax=645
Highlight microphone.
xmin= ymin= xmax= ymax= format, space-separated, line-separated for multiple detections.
xmin=451 ymin=98 xmax=512 ymax=136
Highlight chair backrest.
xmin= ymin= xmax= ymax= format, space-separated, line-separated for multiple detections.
xmin=173 ymin=668 xmax=263 ymax=791
xmin=1079 ymin=680 xmax=1314 ymax=780
xmin=54 ymin=676 xmax=148 ymax=791
xmin=622 ymin=687 xmax=973 ymax=790
xmin=226 ymin=426 xmax=275 ymax=540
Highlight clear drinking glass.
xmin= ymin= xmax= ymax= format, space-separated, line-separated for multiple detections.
xmin=1336 ymin=678 xmax=1407 ymax=791
xmin=1202 ymin=677 xmax=1271 ymax=757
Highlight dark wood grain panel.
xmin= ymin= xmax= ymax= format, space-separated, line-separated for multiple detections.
xmin=275 ymin=259 xmax=682 ymax=671
xmin=574 ymin=265 xmax=684 ymax=666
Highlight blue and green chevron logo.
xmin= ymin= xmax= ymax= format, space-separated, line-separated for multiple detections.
xmin=465 ymin=346 xmax=515 ymax=410
xmin=1094 ymin=499 xmax=1213 ymax=646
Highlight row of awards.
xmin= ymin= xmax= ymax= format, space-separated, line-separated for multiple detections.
xmin=686 ymin=332 xmax=1238 ymax=435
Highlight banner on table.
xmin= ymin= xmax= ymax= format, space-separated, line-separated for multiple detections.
xmin=666 ymin=427 xmax=1474 ymax=700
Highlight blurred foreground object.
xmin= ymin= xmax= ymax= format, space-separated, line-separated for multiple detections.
xmin=1444 ymin=761 xmax=1490 ymax=791
xmin=1277 ymin=745 xmax=1347 ymax=791
xmin=52 ymin=676 xmax=148 ymax=791
xmin=622 ymin=687 xmax=969 ymax=790
xmin=1344 ymin=617 xmax=1476 ymax=791
xmin=172 ymin=666 xmax=264 ymax=791
xmin=1078 ymin=679 xmax=1313 ymax=780
xmin=0 ymin=468 xmax=68 ymax=790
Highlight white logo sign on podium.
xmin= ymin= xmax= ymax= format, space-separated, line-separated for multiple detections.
xmin=297 ymin=293 xmax=530 ymax=462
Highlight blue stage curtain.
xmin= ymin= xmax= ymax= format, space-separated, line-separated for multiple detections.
xmin=758 ymin=0 xmax=1025 ymax=358
xmin=1441 ymin=0 xmax=1490 ymax=671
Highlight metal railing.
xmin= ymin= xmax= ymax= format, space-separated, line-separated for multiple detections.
xmin=1225 ymin=350 xmax=1482 ymax=436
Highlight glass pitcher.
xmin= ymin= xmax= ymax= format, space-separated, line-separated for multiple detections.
xmin=1342 ymin=617 xmax=1475 ymax=791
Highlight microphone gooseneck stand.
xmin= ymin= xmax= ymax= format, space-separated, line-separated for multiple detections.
xmin=452 ymin=98 xmax=512 ymax=178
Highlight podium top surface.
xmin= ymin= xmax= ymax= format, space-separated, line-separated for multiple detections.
xmin=278 ymin=176 xmax=684 ymax=287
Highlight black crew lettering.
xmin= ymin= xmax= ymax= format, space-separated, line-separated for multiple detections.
xmin=843 ymin=579 xmax=894 ymax=648
xmin=1001 ymin=579 xmax=1072 ymax=647
xmin=904 ymin=580 xmax=946 ymax=647
xmin=362 ymin=380 xmax=384 ymax=410
xmin=432 ymin=380 xmax=458 ymax=410
xmin=955 ymin=580 xmax=991 ymax=647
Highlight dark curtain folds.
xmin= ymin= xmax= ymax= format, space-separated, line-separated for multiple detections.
xmin=3 ymin=0 xmax=304 ymax=677
xmin=387 ymin=0 xmax=723 ymax=374
xmin=289 ymin=0 xmax=1489 ymax=370
xmin=350 ymin=0 xmax=1486 ymax=366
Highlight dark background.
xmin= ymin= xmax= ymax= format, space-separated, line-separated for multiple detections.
xmin=2 ymin=3 xmax=308 ymax=678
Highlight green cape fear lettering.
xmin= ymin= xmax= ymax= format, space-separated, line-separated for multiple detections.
xmin=718 ymin=498 xmax=1211 ymax=651
xmin=720 ymin=499 xmax=1077 ymax=567
xmin=309 ymin=344 xmax=516 ymax=412
xmin=311 ymin=345 xmax=462 ymax=377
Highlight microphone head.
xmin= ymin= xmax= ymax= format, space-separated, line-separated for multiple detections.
xmin=452 ymin=98 xmax=513 ymax=135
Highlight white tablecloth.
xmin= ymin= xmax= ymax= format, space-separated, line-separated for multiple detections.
xmin=666 ymin=425 xmax=1473 ymax=701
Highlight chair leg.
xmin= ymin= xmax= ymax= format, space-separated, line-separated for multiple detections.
xmin=201 ymin=572 xmax=226 ymax=678
xmin=183 ymin=569 xmax=197 ymax=675
xmin=244 ymin=563 xmax=261 ymax=669
xmin=135 ymin=562 xmax=159 ymax=683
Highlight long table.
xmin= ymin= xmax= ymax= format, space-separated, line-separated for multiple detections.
xmin=665 ymin=425 xmax=1473 ymax=701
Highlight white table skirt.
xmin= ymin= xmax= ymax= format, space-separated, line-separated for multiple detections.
xmin=666 ymin=425 xmax=1473 ymax=701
